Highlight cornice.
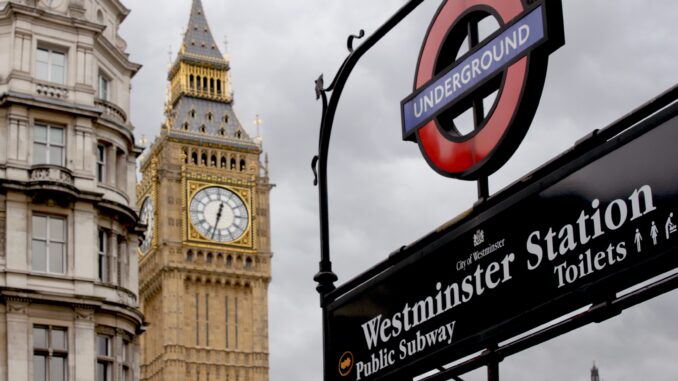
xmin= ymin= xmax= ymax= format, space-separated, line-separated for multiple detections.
xmin=1 ymin=2 xmax=103 ymax=34
xmin=95 ymin=33 xmax=142 ymax=77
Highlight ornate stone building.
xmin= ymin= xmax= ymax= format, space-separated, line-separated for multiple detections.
xmin=137 ymin=1 xmax=272 ymax=380
xmin=0 ymin=0 xmax=143 ymax=380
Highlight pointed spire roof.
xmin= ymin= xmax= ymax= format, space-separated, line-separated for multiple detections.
xmin=180 ymin=0 xmax=225 ymax=61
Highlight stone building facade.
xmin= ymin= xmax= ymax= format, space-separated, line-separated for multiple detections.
xmin=0 ymin=0 xmax=143 ymax=380
xmin=138 ymin=1 xmax=273 ymax=380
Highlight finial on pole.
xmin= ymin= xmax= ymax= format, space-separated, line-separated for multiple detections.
xmin=254 ymin=114 xmax=263 ymax=138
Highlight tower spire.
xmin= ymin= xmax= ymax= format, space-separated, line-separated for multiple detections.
xmin=591 ymin=362 xmax=600 ymax=381
xmin=180 ymin=0 xmax=225 ymax=61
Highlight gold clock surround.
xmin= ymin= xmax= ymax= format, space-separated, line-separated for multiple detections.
xmin=184 ymin=179 xmax=255 ymax=250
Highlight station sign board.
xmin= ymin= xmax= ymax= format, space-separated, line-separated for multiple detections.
xmin=328 ymin=104 xmax=678 ymax=381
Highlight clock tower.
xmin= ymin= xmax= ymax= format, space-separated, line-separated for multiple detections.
xmin=137 ymin=1 xmax=273 ymax=380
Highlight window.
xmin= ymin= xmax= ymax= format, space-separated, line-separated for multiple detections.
xmin=32 ymin=215 xmax=65 ymax=274
xmin=205 ymin=294 xmax=210 ymax=347
xmin=234 ymin=297 xmax=239 ymax=349
xmin=96 ymin=145 xmax=106 ymax=183
xmin=96 ymin=335 xmax=112 ymax=381
xmin=36 ymin=47 xmax=66 ymax=84
xmin=225 ymin=296 xmax=229 ymax=348
xmin=121 ymin=340 xmax=131 ymax=381
xmin=98 ymin=230 xmax=108 ymax=282
xmin=33 ymin=124 xmax=65 ymax=166
xmin=195 ymin=294 xmax=200 ymax=345
xmin=98 ymin=74 xmax=110 ymax=101
xmin=33 ymin=325 xmax=68 ymax=381
xmin=117 ymin=238 xmax=127 ymax=288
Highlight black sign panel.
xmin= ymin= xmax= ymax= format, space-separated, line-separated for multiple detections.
xmin=327 ymin=105 xmax=678 ymax=381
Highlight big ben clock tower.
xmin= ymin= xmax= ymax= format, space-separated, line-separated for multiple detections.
xmin=137 ymin=1 xmax=272 ymax=380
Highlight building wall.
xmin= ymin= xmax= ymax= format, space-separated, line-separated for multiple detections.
xmin=0 ymin=1 xmax=143 ymax=380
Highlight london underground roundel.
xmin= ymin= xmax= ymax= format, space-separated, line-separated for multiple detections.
xmin=401 ymin=0 xmax=564 ymax=179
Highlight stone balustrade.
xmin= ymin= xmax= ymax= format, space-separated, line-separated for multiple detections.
xmin=35 ymin=82 xmax=69 ymax=100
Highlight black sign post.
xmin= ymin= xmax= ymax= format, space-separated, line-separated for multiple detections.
xmin=324 ymin=91 xmax=678 ymax=381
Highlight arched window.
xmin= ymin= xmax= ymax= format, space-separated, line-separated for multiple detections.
xmin=207 ymin=112 xmax=213 ymax=121
xmin=203 ymin=77 xmax=208 ymax=91
xmin=211 ymin=155 xmax=217 ymax=167
xmin=245 ymin=257 xmax=253 ymax=270
xmin=240 ymin=159 xmax=246 ymax=171
xmin=210 ymin=78 xmax=215 ymax=95
xmin=191 ymin=151 xmax=198 ymax=165
xmin=201 ymin=153 xmax=207 ymax=166
xmin=196 ymin=76 xmax=201 ymax=91
xmin=189 ymin=75 xmax=194 ymax=90
xmin=220 ymin=156 xmax=227 ymax=168
xmin=183 ymin=148 xmax=189 ymax=164
xmin=223 ymin=114 xmax=229 ymax=124
xmin=236 ymin=130 xmax=241 ymax=139
xmin=226 ymin=255 xmax=233 ymax=267
xmin=183 ymin=122 xmax=189 ymax=130
xmin=199 ymin=125 xmax=206 ymax=133
xmin=217 ymin=80 xmax=222 ymax=95
xmin=219 ymin=128 xmax=225 ymax=136
xmin=230 ymin=158 xmax=236 ymax=170
xmin=206 ymin=253 xmax=213 ymax=264
xmin=189 ymin=109 xmax=196 ymax=118
xmin=187 ymin=250 xmax=194 ymax=262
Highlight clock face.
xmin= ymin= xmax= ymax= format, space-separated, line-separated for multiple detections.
xmin=189 ymin=186 xmax=249 ymax=242
xmin=139 ymin=197 xmax=154 ymax=253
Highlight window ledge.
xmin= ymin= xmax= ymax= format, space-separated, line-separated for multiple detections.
xmin=34 ymin=80 xmax=69 ymax=100
xmin=95 ymin=98 xmax=127 ymax=124
xmin=98 ymin=182 xmax=130 ymax=204
xmin=29 ymin=164 xmax=74 ymax=186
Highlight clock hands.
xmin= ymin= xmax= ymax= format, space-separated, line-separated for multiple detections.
xmin=211 ymin=202 xmax=225 ymax=239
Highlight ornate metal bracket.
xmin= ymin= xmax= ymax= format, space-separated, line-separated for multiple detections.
xmin=312 ymin=0 xmax=425 ymax=304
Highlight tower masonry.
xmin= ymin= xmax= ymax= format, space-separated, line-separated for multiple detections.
xmin=137 ymin=1 xmax=273 ymax=380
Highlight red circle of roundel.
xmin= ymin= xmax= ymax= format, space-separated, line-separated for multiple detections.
xmin=413 ymin=0 xmax=557 ymax=180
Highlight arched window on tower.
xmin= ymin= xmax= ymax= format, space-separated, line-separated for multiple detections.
xmin=201 ymin=153 xmax=207 ymax=166
xmin=210 ymin=78 xmax=215 ymax=95
xmin=211 ymin=155 xmax=217 ymax=167
xmin=203 ymin=77 xmax=208 ymax=92
xmin=217 ymin=80 xmax=222 ymax=96
xmin=191 ymin=151 xmax=198 ymax=165
xmin=189 ymin=75 xmax=195 ymax=90
xmin=183 ymin=148 xmax=189 ymax=164
xmin=196 ymin=76 xmax=201 ymax=91
xmin=230 ymin=158 xmax=236 ymax=170
xmin=220 ymin=156 xmax=226 ymax=168
xmin=240 ymin=159 xmax=246 ymax=172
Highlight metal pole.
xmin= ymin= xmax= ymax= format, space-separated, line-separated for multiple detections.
xmin=312 ymin=2 xmax=425 ymax=380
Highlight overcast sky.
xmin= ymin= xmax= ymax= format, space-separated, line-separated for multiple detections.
xmin=120 ymin=1 xmax=678 ymax=380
